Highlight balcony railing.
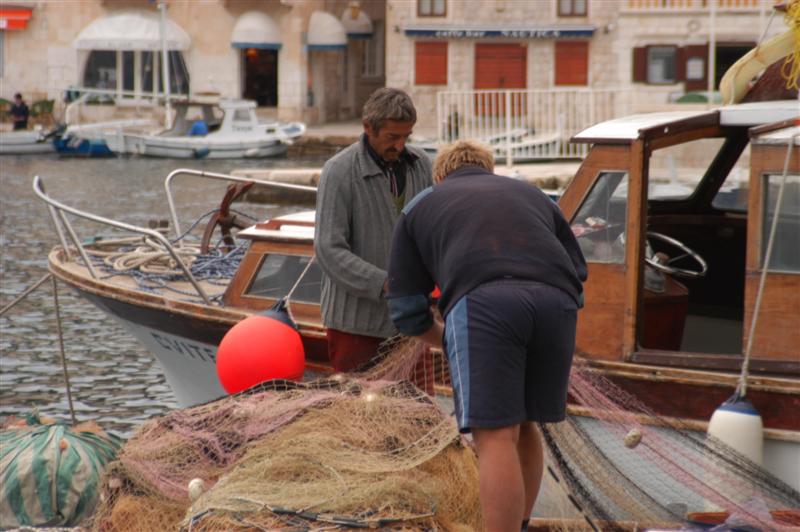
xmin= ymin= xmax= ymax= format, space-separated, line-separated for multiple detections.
xmin=624 ymin=0 xmax=768 ymax=11
xmin=435 ymin=88 xmax=626 ymax=163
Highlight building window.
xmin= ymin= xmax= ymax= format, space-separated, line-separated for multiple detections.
xmin=415 ymin=42 xmax=448 ymax=85
xmin=418 ymin=0 xmax=446 ymax=17
xmin=555 ymin=41 xmax=589 ymax=86
xmin=362 ymin=20 xmax=384 ymax=77
xmin=686 ymin=56 xmax=705 ymax=80
xmin=558 ymin=0 xmax=587 ymax=16
xmin=647 ymin=46 xmax=677 ymax=84
xmin=82 ymin=49 xmax=190 ymax=100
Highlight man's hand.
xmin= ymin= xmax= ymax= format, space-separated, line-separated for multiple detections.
xmin=417 ymin=316 xmax=444 ymax=349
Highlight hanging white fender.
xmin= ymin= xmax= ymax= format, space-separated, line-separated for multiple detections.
xmin=707 ymin=394 xmax=764 ymax=465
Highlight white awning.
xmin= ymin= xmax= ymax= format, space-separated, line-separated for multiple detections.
xmin=74 ymin=10 xmax=191 ymax=51
xmin=231 ymin=11 xmax=282 ymax=50
xmin=307 ymin=11 xmax=346 ymax=50
xmin=340 ymin=4 xmax=373 ymax=39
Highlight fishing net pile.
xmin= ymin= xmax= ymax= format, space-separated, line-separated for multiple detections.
xmin=89 ymin=337 xmax=799 ymax=531
xmin=538 ymin=361 xmax=800 ymax=531
xmin=89 ymin=337 xmax=481 ymax=531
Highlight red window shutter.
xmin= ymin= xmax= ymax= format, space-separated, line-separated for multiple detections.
xmin=555 ymin=41 xmax=589 ymax=86
xmin=633 ymin=46 xmax=647 ymax=83
xmin=474 ymin=43 xmax=527 ymax=89
xmin=675 ymin=47 xmax=687 ymax=82
xmin=684 ymin=44 xmax=708 ymax=91
xmin=415 ymin=42 xmax=448 ymax=85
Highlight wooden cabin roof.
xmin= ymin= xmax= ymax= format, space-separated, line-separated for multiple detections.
xmin=238 ymin=210 xmax=315 ymax=242
xmin=572 ymin=100 xmax=799 ymax=144
xmin=571 ymin=110 xmax=712 ymax=144
xmin=752 ymin=123 xmax=800 ymax=146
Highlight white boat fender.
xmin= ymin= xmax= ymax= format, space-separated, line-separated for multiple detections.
xmin=707 ymin=394 xmax=763 ymax=465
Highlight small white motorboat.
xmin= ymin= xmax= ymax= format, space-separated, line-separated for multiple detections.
xmin=105 ymin=98 xmax=305 ymax=159
xmin=0 ymin=126 xmax=56 ymax=155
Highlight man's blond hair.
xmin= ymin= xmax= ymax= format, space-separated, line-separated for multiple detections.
xmin=432 ymin=140 xmax=494 ymax=183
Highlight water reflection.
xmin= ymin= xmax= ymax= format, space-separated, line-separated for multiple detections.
xmin=0 ymin=154 xmax=326 ymax=436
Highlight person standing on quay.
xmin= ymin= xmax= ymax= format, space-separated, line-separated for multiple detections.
xmin=10 ymin=93 xmax=29 ymax=130
xmin=314 ymin=87 xmax=433 ymax=372
xmin=386 ymin=140 xmax=587 ymax=532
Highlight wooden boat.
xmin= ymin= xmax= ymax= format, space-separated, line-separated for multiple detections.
xmin=104 ymin=98 xmax=305 ymax=159
xmin=37 ymin=99 xmax=799 ymax=491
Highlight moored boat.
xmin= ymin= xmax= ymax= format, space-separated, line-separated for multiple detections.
xmin=0 ymin=127 xmax=56 ymax=155
xmin=103 ymin=98 xmax=305 ymax=159
xmin=37 ymin=99 xmax=800 ymax=492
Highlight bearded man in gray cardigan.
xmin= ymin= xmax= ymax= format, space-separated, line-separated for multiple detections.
xmin=314 ymin=88 xmax=433 ymax=372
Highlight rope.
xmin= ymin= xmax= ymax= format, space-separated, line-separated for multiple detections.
xmin=737 ymin=130 xmax=798 ymax=398
xmin=284 ymin=255 xmax=316 ymax=325
xmin=51 ymin=276 xmax=77 ymax=425
xmin=0 ymin=273 xmax=52 ymax=317
xmin=76 ymin=205 xmax=259 ymax=303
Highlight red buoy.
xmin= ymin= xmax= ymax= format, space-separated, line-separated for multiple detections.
xmin=216 ymin=301 xmax=305 ymax=394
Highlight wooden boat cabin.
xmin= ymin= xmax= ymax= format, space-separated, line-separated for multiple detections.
xmin=224 ymin=101 xmax=799 ymax=435
xmin=560 ymin=101 xmax=799 ymax=430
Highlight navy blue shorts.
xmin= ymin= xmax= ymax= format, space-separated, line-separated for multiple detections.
xmin=443 ymin=279 xmax=577 ymax=433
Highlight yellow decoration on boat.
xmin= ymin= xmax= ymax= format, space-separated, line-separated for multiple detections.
xmin=719 ymin=30 xmax=795 ymax=104
xmin=720 ymin=0 xmax=799 ymax=104
xmin=782 ymin=0 xmax=800 ymax=91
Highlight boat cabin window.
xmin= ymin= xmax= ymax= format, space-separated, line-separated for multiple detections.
xmin=762 ymin=173 xmax=800 ymax=273
xmin=246 ymin=254 xmax=322 ymax=303
xmin=570 ymin=171 xmax=628 ymax=263
xmin=233 ymin=109 xmax=251 ymax=122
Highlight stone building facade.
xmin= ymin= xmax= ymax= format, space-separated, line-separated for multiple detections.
xmin=0 ymin=0 xmax=786 ymax=129
xmin=384 ymin=0 xmax=785 ymax=132
xmin=0 ymin=0 xmax=386 ymax=125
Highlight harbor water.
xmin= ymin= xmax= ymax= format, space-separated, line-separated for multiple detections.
xmin=0 ymin=153 xmax=329 ymax=436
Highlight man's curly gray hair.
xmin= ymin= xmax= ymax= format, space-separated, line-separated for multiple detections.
xmin=361 ymin=88 xmax=417 ymax=133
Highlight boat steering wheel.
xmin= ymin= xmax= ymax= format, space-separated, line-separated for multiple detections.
xmin=645 ymin=231 xmax=708 ymax=279
xmin=200 ymin=181 xmax=255 ymax=254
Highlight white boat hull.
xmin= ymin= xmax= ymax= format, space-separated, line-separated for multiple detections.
xmin=111 ymin=316 xmax=226 ymax=407
xmin=120 ymin=135 xmax=289 ymax=159
xmin=0 ymin=130 xmax=55 ymax=154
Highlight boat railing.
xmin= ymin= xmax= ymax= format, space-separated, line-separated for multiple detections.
xmin=33 ymin=175 xmax=213 ymax=305
xmin=164 ymin=168 xmax=317 ymax=239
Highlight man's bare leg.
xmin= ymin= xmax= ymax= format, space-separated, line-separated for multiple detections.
xmin=518 ymin=422 xmax=544 ymax=522
xmin=472 ymin=425 xmax=524 ymax=532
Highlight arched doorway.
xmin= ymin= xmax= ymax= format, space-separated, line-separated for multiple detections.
xmin=231 ymin=11 xmax=282 ymax=107
xmin=242 ymin=48 xmax=278 ymax=107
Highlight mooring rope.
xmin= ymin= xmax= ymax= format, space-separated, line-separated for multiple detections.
xmin=738 ymin=129 xmax=799 ymax=398
xmin=79 ymin=208 xmax=257 ymax=303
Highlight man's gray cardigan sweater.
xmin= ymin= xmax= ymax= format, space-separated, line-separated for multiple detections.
xmin=314 ymin=135 xmax=433 ymax=338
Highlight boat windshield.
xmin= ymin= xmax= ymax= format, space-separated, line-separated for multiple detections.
xmin=648 ymin=138 xmax=741 ymax=201
xmin=246 ymin=254 xmax=322 ymax=303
